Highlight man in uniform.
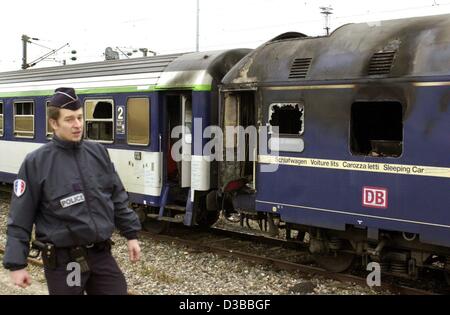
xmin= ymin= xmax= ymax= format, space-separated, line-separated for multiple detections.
xmin=2 ymin=87 xmax=142 ymax=295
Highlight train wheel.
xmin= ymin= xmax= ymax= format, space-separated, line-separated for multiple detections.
xmin=312 ymin=251 xmax=355 ymax=273
xmin=143 ymin=219 xmax=170 ymax=234
xmin=134 ymin=206 xmax=147 ymax=224
xmin=196 ymin=211 xmax=220 ymax=228
xmin=141 ymin=207 xmax=170 ymax=234
xmin=195 ymin=194 xmax=220 ymax=228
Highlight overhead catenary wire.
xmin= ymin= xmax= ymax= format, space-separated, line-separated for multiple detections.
xmin=116 ymin=1 xmax=450 ymax=34
xmin=220 ymin=1 xmax=450 ymax=33
xmin=3 ymin=1 xmax=450 ymax=69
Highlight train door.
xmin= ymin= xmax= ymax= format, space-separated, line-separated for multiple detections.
xmin=220 ymin=90 xmax=257 ymax=191
xmin=181 ymin=95 xmax=192 ymax=187
xmin=166 ymin=94 xmax=192 ymax=188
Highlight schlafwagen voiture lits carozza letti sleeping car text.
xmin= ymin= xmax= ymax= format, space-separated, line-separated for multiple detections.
xmin=0 ymin=13 xmax=449 ymax=283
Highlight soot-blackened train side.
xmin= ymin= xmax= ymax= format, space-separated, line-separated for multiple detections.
xmin=216 ymin=13 xmax=450 ymax=279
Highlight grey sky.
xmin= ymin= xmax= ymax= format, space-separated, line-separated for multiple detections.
xmin=0 ymin=0 xmax=449 ymax=71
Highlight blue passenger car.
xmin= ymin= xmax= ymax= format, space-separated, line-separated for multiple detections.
xmin=0 ymin=49 xmax=250 ymax=231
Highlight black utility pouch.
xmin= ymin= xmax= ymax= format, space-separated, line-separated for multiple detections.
xmin=41 ymin=244 xmax=57 ymax=269
xmin=69 ymin=246 xmax=90 ymax=273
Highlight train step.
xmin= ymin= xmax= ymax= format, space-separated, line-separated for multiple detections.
xmin=164 ymin=204 xmax=186 ymax=211
xmin=146 ymin=213 xmax=185 ymax=223
xmin=160 ymin=216 xmax=185 ymax=223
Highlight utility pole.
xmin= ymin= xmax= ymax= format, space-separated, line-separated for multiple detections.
xmin=22 ymin=35 xmax=30 ymax=70
xmin=196 ymin=0 xmax=200 ymax=52
xmin=21 ymin=34 xmax=39 ymax=70
xmin=320 ymin=6 xmax=333 ymax=36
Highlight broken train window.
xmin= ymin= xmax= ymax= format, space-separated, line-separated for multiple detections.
xmin=350 ymin=101 xmax=403 ymax=157
xmin=269 ymin=103 xmax=304 ymax=136
xmin=84 ymin=99 xmax=114 ymax=142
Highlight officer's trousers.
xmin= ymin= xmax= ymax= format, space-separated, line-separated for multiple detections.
xmin=43 ymin=245 xmax=128 ymax=295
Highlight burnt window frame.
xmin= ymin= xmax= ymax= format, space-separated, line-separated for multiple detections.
xmin=84 ymin=98 xmax=115 ymax=144
xmin=13 ymin=100 xmax=35 ymax=139
xmin=223 ymin=93 xmax=240 ymax=149
xmin=349 ymin=101 xmax=404 ymax=158
xmin=268 ymin=102 xmax=305 ymax=137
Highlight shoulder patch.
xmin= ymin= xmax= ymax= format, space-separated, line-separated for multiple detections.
xmin=13 ymin=179 xmax=26 ymax=198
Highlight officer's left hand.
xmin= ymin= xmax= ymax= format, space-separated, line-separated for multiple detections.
xmin=127 ymin=239 xmax=141 ymax=262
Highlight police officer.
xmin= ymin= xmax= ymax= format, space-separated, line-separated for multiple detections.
xmin=2 ymin=87 xmax=142 ymax=295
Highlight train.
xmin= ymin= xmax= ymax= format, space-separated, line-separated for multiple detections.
xmin=1 ymin=13 xmax=449 ymax=283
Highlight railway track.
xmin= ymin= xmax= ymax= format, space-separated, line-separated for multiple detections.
xmin=0 ymin=190 xmax=440 ymax=295
xmin=140 ymin=226 xmax=438 ymax=295
xmin=0 ymin=229 xmax=438 ymax=295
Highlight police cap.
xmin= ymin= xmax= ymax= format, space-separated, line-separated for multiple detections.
xmin=49 ymin=87 xmax=81 ymax=110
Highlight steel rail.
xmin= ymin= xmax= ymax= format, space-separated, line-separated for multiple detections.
xmin=140 ymin=229 xmax=435 ymax=295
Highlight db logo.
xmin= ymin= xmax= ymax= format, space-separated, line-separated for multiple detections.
xmin=363 ymin=187 xmax=388 ymax=209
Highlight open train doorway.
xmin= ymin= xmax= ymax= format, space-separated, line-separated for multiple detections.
xmin=220 ymin=90 xmax=257 ymax=191
xmin=165 ymin=94 xmax=192 ymax=188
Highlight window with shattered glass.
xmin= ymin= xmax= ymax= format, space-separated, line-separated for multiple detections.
xmin=269 ymin=103 xmax=304 ymax=136
xmin=85 ymin=99 xmax=114 ymax=142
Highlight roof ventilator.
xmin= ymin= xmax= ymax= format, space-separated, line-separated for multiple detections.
xmin=368 ymin=51 xmax=396 ymax=76
xmin=289 ymin=58 xmax=312 ymax=79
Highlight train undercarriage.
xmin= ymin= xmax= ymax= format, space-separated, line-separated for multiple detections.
xmin=135 ymin=194 xmax=450 ymax=287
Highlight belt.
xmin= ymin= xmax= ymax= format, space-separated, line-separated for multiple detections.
xmin=86 ymin=239 xmax=114 ymax=250
xmin=40 ymin=240 xmax=114 ymax=269
xmin=56 ymin=239 xmax=114 ymax=251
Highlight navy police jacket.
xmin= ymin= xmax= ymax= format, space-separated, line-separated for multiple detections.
xmin=3 ymin=136 xmax=141 ymax=271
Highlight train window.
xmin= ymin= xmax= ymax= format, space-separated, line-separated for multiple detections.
xmin=85 ymin=99 xmax=114 ymax=143
xmin=350 ymin=101 xmax=403 ymax=157
xmin=269 ymin=103 xmax=304 ymax=136
xmin=13 ymin=101 xmax=35 ymax=138
xmin=127 ymin=98 xmax=150 ymax=146
xmin=0 ymin=102 xmax=3 ymax=137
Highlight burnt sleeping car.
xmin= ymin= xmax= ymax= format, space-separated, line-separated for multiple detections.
xmin=215 ymin=14 xmax=450 ymax=281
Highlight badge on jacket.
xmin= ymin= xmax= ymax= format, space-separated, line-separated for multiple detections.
xmin=13 ymin=179 xmax=26 ymax=197
xmin=60 ymin=193 xmax=85 ymax=208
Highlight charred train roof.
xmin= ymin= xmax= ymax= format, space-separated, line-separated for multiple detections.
xmin=156 ymin=49 xmax=252 ymax=90
xmin=222 ymin=14 xmax=450 ymax=85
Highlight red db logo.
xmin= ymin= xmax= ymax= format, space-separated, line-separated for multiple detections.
xmin=363 ymin=187 xmax=388 ymax=209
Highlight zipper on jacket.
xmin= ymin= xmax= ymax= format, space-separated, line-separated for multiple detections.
xmin=72 ymin=149 xmax=100 ymax=242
